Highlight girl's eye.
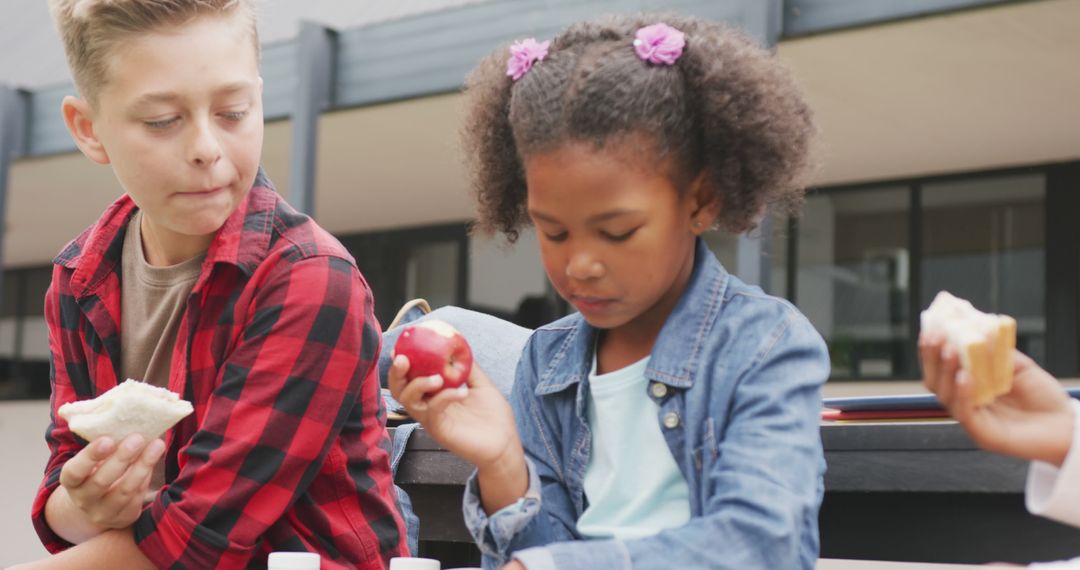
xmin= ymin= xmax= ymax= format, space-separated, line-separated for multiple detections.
xmin=144 ymin=117 xmax=179 ymax=129
xmin=544 ymin=231 xmax=568 ymax=243
xmin=220 ymin=110 xmax=248 ymax=122
xmin=602 ymin=229 xmax=637 ymax=242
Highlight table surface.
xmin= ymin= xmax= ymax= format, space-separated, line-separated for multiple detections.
xmin=396 ymin=420 xmax=1031 ymax=493
xmin=817 ymin=560 xmax=987 ymax=569
xmin=820 ymin=420 xmax=1028 ymax=493
xmin=393 ymin=420 xmax=1078 ymax=564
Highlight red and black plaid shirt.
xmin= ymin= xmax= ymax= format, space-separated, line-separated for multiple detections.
xmin=31 ymin=175 xmax=408 ymax=568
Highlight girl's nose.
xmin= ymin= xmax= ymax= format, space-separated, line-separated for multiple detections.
xmin=566 ymin=251 xmax=604 ymax=280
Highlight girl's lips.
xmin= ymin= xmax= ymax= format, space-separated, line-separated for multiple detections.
xmin=572 ymin=295 xmax=613 ymax=311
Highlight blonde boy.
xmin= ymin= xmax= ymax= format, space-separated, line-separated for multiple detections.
xmin=22 ymin=1 xmax=408 ymax=568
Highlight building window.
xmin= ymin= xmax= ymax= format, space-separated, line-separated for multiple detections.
xmin=337 ymin=224 xmax=469 ymax=329
xmin=791 ymin=170 xmax=1048 ymax=381
xmin=405 ymin=241 xmax=460 ymax=311
xmin=921 ymin=174 xmax=1046 ymax=364
xmin=0 ymin=267 xmax=53 ymax=400
xmin=703 ymin=222 xmax=789 ymax=300
xmin=797 ymin=186 xmax=911 ymax=379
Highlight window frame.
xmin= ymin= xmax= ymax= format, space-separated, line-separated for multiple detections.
xmin=785 ymin=161 xmax=1078 ymax=381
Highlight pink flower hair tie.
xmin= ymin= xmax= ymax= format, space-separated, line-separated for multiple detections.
xmin=506 ymin=38 xmax=551 ymax=81
xmin=633 ymin=23 xmax=686 ymax=65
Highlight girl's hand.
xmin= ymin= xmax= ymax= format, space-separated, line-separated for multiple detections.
xmin=388 ymin=355 xmax=520 ymax=469
xmin=58 ymin=434 xmax=166 ymax=530
xmin=501 ymin=561 xmax=526 ymax=570
xmin=920 ymin=333 xmax=1074 ymax=466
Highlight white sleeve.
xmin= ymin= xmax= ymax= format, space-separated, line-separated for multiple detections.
xmin=1029 ymin=556 xmax=1080 ymax=569
xmin=1026 ymin=398 xmax=1080 ymax=528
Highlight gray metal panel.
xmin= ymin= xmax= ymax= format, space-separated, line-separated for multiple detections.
xmin=334 ymin=0 xmax=766 ymax=108
xmin=261 ymin=40 xmax=298 ymax=121
xmin=287 ymin=23 xmax=337 ymax=215
xmin=0 ymin=0 xmax=496 ymax=90
xmin=0 ymin=86 xmax=30 ymax=312
xmin=27 ymin=84 xmax=77 ymax=156
xmin=783 ymin=0 xmax=1017 ymax=37
xmin=0 ymin=86 xmax=29 ymax=159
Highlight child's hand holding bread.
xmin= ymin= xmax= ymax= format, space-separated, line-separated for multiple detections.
xmin=920 ymin=292 xmax=1073 ymax=466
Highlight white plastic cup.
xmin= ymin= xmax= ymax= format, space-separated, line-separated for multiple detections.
xmin=388 ymin=557 xmax=441 ymax=570
xmin=268 ymin=551 xmax=321 ymax=570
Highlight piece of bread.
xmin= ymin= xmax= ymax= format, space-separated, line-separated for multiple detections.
xmin=921 ymin=291 xmax=1017 ymax=406
xmin=58 ymin=379 xmax=194 ymax=442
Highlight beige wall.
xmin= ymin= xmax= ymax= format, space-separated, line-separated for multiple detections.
xmin=777 ymin=0 xmax=1080 ymax=186
xmin=9 ymin=1 xmax=1080 ymax=269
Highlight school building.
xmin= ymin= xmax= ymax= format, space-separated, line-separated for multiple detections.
xmin=0 ymin=0 xmax=1077 ymax=563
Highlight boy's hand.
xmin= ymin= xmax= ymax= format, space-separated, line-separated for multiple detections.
xmin=59 ymin=434 xmax=166 ymax=530
xmin=388 ymin=355 xmax=520 ymax=469
xmin=920 ymin=333 xmax=1074 ymax=466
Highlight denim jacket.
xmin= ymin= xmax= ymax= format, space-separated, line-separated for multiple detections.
xmin=463 ymin=239 xmax=829 ymax=570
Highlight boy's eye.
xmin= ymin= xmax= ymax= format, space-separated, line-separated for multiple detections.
xmin=220 ymin=110 xmax=248 ymax=122
xmin=144 ymin=116 xmax=179 ymax=129
xmin=601 ymin=229 xmax=637 ymax=242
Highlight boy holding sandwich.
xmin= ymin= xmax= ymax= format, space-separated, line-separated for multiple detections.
xmin=24 ymin=1 xmax=408 ymax=568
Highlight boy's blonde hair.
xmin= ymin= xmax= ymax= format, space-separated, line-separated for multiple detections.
xmin=48 ymin=0 xmax=259 ymax=104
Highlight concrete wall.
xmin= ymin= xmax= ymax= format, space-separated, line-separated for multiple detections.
xmin=0 ymin=400 xmax=52 ymax=566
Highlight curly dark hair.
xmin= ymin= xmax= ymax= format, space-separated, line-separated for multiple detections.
xmin=462 ymin=13 xmax=816 ymax=242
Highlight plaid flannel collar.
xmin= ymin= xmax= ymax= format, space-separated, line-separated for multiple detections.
xmin=55 ymin=169 xmax=278 ymax=299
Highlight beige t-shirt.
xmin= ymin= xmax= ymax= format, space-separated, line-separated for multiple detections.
xmin=120 ymin=211 xmax=205 ymax=492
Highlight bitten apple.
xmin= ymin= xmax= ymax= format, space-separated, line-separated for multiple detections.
xmin=392 ymin=320 xmax=474 ymax=389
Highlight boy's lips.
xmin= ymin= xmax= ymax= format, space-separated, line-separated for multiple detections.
xmin=178 ymin=186 xmax=225 ymax=196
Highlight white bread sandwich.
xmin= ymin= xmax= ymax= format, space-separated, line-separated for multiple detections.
xmin=58 ymin=379 xmax=193 ymax=442
xmin=921 ymin=291 xmax=1017 ymax=406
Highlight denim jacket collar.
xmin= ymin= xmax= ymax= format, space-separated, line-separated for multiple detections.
xmin=534 ymin=238 xmax=729 ymax=396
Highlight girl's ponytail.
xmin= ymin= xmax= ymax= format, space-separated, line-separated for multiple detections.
xmin=462 ymin=47 xmax=528 ymax=241
xmin=679 ymin=19 xmax=817 ymax=233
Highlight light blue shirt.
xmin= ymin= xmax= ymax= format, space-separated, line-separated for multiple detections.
xmin=577 ymin=354 xmax=690 ymax=539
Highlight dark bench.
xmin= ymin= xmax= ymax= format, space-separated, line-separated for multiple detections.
xmin=392 ymin=422 xmax=1080 ymax=565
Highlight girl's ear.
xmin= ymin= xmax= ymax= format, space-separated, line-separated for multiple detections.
xmin=688 ymin=173 xmax=719 ymax=235
xmin=61 ymin=96 xmax=110 ymax=165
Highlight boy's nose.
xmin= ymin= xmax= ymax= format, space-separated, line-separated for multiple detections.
xmin=566 ymin=252 xmax=604 ymax=280
xmin=189 ymin=124 xmax=223 ymax=166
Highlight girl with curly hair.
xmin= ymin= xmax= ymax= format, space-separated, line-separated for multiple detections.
xmin=389 ymin=13 xmax=828 ymax=570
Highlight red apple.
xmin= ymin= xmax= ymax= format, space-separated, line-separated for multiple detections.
xmin=392 ymin=319 xmax=473 ymax=389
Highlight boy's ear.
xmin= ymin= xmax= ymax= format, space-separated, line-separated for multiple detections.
xmin=688 ymin=173 xmax=720 ymax=235
xmin=61 ymin=96 xmax=110 ymax=165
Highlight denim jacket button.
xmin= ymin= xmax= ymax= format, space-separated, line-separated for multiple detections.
xmin=650 ymin=382 xmax=668 ymax=399
xmin=663 ymin=411 xmax=680 ymax=429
